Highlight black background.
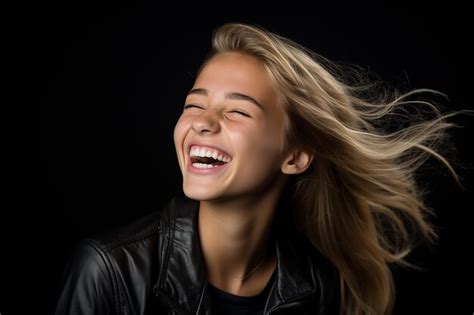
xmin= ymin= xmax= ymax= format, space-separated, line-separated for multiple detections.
xmin=4 ymin=1 xmax=474 ymax=314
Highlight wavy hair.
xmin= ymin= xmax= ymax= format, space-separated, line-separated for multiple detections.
xmin=197 ymin=22 xmax=470 ymax=314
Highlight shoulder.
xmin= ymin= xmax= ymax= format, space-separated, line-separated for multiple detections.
xmin=56 ymin=198 xmax=186 ymax=314
xmin=296 ymin=232 xmax=341 ymax=313
xmin=86 ymin=208 xmax=163 ymax=252
xmin=61 ymin=210 xmax=162 ymax=279
xmin=78 ymin=195 xmax=197 ymax=252
xmin=65 ymin=195 xmax=200 ymax=273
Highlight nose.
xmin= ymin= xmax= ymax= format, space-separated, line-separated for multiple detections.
xmin=191 ymin=109 xmax=221 ymax=134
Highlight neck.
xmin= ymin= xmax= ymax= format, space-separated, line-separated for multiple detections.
xmin=198 ymin=183 xmax=284 ymax=295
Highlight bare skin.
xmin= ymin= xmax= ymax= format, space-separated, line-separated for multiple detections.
xmin=174 ymin=52 xmax=313 ymax=296
xmin=197 ymin=177 xmax=283 ymax=296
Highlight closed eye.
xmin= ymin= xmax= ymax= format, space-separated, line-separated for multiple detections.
xmin=230 ymin=110 xmax=251 ymax=117
xmin=184 ymin=104 xmax=251 ymax=118
xmin=183 ymin=104 xmax=203 ymax=110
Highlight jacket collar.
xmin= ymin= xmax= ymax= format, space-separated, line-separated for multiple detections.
xmin=153 ymin=196 xmax=319 ymax=314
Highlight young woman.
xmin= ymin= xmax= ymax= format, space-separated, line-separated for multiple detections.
xmin=55 ymin=23 xmax=467 ymax=315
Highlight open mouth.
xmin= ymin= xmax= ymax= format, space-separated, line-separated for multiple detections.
xmin=189 ymin=145 xmax=232 ymax=169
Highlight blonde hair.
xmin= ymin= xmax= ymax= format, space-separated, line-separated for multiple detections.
xmin=199 ymin=23 xmax=470 ymax=314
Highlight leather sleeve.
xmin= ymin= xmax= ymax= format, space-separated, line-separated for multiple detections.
xmin=55 ymin=240 xmax=117 ymax=315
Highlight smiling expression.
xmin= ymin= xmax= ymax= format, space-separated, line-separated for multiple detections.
xmin=173 ymin=52 xmax=290 ymax=202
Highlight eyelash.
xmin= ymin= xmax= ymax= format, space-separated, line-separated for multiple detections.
xmin=183 ymin=104 xmax=250 ymax=117
xmin=231 ymin=110 xmax=251 ymax=117
xmin=183 ymin=104 xmax=202 ymax=110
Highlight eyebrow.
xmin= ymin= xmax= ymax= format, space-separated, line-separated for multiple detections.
xmin=187 ymin=88 xmax=264 ymax=110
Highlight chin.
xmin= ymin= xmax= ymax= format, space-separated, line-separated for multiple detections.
xmin=182 ymin=184 xmax=220 ymax=201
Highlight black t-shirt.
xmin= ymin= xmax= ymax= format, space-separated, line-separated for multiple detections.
xmin=208 ymin=269 xmax=276 ymax=315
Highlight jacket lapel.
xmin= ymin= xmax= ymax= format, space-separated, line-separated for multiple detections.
xmin=153 ymin=197 xmax=207 ymax=313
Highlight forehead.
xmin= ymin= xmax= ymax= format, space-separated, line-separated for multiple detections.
xmin=193 ymin=52 xmax=278 ymax=105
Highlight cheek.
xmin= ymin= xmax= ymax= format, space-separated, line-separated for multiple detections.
xmin=232 ymin=122 xmax=285 ymax=162
xmin=254 ymin=118 xmax=286 ymax=153
xmin=173 ymin=116 xmax=188 ymax=146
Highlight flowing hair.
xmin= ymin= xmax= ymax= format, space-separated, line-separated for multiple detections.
xmin=196 ymin=22 xmax=470 ymax=314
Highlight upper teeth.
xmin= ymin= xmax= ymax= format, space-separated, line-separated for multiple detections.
xmin=190 ymin=146 xmax=231 ymax=163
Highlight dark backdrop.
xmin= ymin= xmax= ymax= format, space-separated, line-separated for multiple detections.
xmin=5 ymin=1 xmax=474 ymax=314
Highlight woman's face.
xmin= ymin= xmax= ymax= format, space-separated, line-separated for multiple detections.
xmin=174 ymin=52 xmax=289 ymax=202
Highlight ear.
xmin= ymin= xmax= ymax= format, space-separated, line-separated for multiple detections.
xmin=281 ymin=149 xmax=313 ymax=175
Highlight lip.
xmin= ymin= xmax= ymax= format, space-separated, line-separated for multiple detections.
xmin=185 ymin=141 xmax=233 ymax=175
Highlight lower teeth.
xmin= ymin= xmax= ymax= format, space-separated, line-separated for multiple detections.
xmin=193 ymin=163 xmax=218 ymax=169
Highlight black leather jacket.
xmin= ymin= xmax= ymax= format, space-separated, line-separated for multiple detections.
xmin=55 ymin=196 xmax=340 ymax=314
